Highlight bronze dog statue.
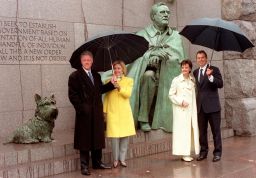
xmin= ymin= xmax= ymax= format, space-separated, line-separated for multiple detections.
xmin=4 ymin=94 xmax=58 ymax=144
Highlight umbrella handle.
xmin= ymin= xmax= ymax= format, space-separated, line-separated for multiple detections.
xmin=111 ymin=64 xmax=114 ymax=74
xmin=107 ymin=49 xmax=114 ymax=74
xmin=209 ymin=49 xmax=214 ymax=67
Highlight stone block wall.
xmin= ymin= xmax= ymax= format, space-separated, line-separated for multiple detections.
xmin=222 ymin=0 xmax=256 ymax=136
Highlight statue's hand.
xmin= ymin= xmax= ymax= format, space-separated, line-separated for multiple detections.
xmin=148 ymin=56 xmax=160 ymax=66
xmin=150 ymin=49 xmax=169 ymax=60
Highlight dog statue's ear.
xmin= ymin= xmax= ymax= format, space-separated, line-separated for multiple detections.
xmin=50 ymin=94 xmax=55 ymax=100
xmin=35 ymin=94 xmax=41 ymax=103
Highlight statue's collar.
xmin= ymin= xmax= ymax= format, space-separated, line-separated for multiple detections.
xmin=146 ymin=24 xmax=173 ymax=38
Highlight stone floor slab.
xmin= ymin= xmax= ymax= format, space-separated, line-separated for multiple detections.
xmin=49 ymin=136 xmax=256 ymax=178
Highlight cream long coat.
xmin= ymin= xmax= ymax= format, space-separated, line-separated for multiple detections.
xmin=103 ymin=76 xmax=136 ymax=138
xmin=168 ymin=74 xmax=200 ymax=156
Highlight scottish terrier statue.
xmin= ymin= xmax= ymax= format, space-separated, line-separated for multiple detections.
xmin=4 ymin=94 xmax=58 ymax=144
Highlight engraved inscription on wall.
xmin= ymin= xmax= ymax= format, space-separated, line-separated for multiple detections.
xmin=0 ymin=18 xmax=74 ymax=64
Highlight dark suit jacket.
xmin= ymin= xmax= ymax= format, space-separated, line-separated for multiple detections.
xmin=193 ymin=65 xmax=223 ymax=113
xmin=68 ymin=68 xmax=114 ymax=151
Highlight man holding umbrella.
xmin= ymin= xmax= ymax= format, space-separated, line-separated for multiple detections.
xmin=68 ymin=51 xmax=116 ymax=175
xmin=180 ymin=17 xmax=254 ymax=162
xmin=193 ymin=50 xmax=223 ymax=162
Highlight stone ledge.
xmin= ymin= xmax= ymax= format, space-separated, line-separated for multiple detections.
xmin=0 ymin=128 xmax=234 ymax=177
xmin=0 ymin=156 xmax=79 ymax=178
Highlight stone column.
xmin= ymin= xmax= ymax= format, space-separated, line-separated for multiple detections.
xmin=222 ymin=0 xmax=256 ymax=136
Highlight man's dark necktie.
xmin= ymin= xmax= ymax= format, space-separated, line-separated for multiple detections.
xmin=88 ymin=71 xmax=94 ymax=85
xmin=199 ymin=68 xmax=204 ymax=83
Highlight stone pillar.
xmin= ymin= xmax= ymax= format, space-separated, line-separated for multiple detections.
xmin=222 ymin=0 xmax=256 ymax=136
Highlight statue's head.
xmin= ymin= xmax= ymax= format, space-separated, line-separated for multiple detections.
xmin=35 ymin=94 xmax=58 ymax=122
xmin=150 ymin=2 xmax=170 ymax=27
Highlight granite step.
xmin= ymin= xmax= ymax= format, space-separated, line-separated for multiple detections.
xmin=0 ymin=127 xmax=234 ymax=178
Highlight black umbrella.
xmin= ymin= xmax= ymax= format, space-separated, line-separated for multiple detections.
xmin=69 ymin=32 xmax=149 ymax=71
xmin=179 ymin=18 xmax=254 ymax=61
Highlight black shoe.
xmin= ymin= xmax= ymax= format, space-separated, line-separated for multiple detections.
xmin=93 ymin=162 xmax=112 ymax=169
xmin=196 ymin=155 xmax=207 ymax=161
xmin=81 ymin=168 xmax=91 ymax=176
xmin=212 ymin=155 xmax=221 ymax=162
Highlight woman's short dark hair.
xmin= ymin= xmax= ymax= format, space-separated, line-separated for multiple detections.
xmin=180 ymin=59 xmax=193 ymax=69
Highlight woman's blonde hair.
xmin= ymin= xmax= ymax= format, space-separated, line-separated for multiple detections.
xmin=112 ymin=60 xmax=127 ymax=76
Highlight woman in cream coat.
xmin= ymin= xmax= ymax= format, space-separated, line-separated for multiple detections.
xmin=103 ymin=60 xmax=136 ymax=168
xmin=169 ymin=59 xmax=200 ymax=162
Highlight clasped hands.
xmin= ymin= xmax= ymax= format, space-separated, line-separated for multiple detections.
xmin=148 ymin=49 xmax=170 ymax=66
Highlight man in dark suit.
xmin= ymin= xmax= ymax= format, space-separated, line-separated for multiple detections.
xmin=193 ymin=50 xmax=223 ymax=162
xmin=68 ymin=51 xmax=115 ymax=175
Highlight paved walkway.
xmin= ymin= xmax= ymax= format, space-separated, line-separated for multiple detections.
xmin=50 ymin=136 xmax=256 ymax=178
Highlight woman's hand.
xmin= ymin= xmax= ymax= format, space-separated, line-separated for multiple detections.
xmin=111 ymin=75 xmax=121 ymax=91
xmin=114 ymin=82 xmax=120 ymax=91
xmin=182 ymin=100 xmax=189 ymax=107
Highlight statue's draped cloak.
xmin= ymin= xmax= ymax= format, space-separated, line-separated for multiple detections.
xmin=101 ymin=25 xmax=186 ymax=132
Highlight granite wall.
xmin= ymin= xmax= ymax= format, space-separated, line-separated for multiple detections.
xmin=222 ymin=0 xmax=256 ymax=136
xmin=0 ymin=0 xmax=226 ymax=138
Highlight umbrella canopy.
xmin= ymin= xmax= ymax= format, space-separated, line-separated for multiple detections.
xmin=69 ymin=32 xmax=149 ymax=71
xmin=179 ymin=18 xmax=254 ymax=53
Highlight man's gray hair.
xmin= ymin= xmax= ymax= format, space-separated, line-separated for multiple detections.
xmin=150 ymin=2 xmax=168 ymax=21
xmin=80 ymin=50 xmax=94 ymax=59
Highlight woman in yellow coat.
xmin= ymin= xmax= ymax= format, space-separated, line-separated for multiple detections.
xmin=103 ymin=60 xmax=136 ymax=168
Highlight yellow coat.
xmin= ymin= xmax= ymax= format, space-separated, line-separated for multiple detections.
xmin=103 ymin=76 xmax=136 ymax=138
